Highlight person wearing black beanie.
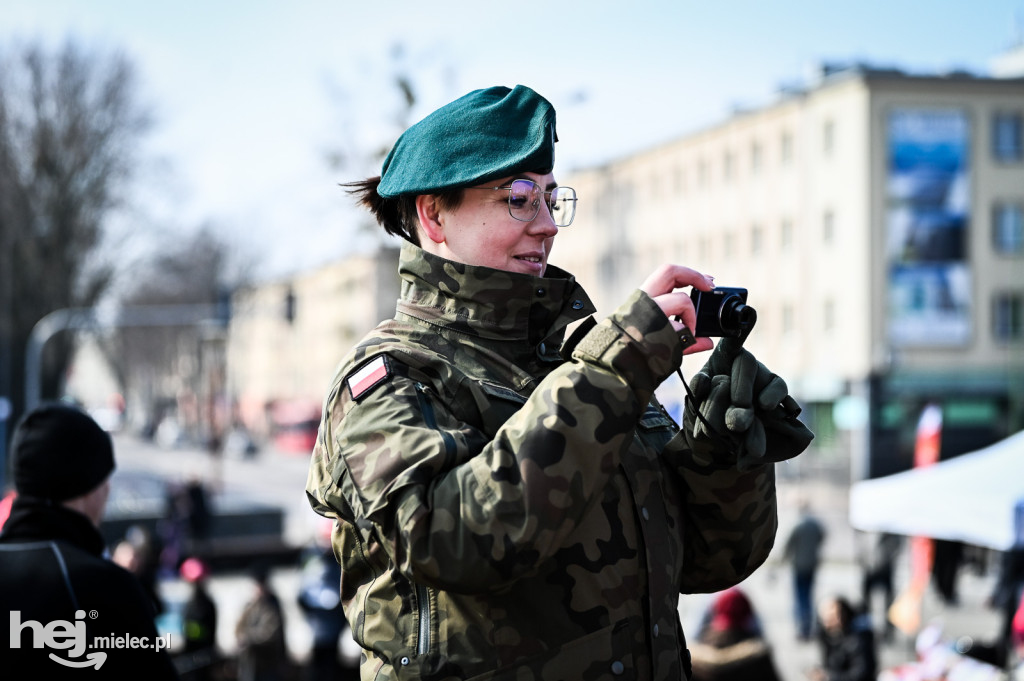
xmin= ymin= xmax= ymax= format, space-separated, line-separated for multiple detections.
xmin=10 ymin=401 xmax=116 ymax=504
xmin=0 ymin=402 xmax=179 ymax=678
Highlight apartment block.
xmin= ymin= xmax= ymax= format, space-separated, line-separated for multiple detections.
xmin=554 ymin=63 xmax=1024 ymax=479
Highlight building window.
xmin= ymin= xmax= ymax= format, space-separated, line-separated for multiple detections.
xmin=993 ymin=292 xmax=1023 ymax=341
xmin=823 ymin=119 xmax=835 ymax=156
xmin=781 ymin=218 xmax=793 ymax=250
xmin=723 ymin=231 xmax=736 ymax=258
xmin=823 ymin=210 xmax=835 ymax=245
xmin=782 ymin=303 xmax=794 ymax=334
xmin=780 ymin=132 xmax=793 ymax=165
xmin=751 ymin=224 xmax=763 ymax=254
xmin=651 ymin=172 xmax=662 ymax=199
xmin=751 ymin=142 xmax=762 ymax=174
xmin=723 ymin=232 xmax=735 ymax=257
xmin=993 ymin=112 xmax=1023 ymax=162
xmin=993 ymin=202 xmax=1024 ymax=254
xmin=823 ymin=298 xmax=835 ymax=332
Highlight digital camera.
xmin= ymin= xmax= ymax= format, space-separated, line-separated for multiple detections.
xmin=690 ymin=286 xmax=756 ymax=338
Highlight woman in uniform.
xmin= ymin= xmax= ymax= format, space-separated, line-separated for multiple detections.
xmin=306 ymin=84 xmax=812 ymax=681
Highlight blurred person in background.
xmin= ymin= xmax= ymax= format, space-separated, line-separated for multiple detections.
xmin=784 ymin=500 xmax=827 ymax=641
xmin=856 ymin=530 xmax=901 ymax=642
xmin=178 ymin=557 xmax=219 ymax=681
xmin=235 ymin=563 xmax=290 ymax=681
xmin=1013 ymin=591 xmax=1024 ymax=672
xmin=988 ymin=544 xmax=1024 ymax=667
xmin=112 ymin=523 xmax=165 ymax=616
xmin=689 ymin=587 xmax=782 ymax=681
xmin=0 ymin=402 xmax=178 ymax=677
xmin=931 ymin=539 xmax=964 ymax=606
xmin=807 ymin=595 xmax=876 ymax=681
xmin=306 ymin=84 xmax=814 ymax=680
xmin=298 ymin=521 xmax=358 ymax=681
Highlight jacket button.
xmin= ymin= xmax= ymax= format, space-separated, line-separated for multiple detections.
xmin=400 ymin=657 xmax=410 ymax=666
xmin=572 ymin=300 xmax=584 ymax=309
xmin=641 ymin=506 xmax=650 ymax=521
xmin=611 ymin=661 xmax=625 ymax=675
xmin=536 ymin=287 xmax=546 ymax=297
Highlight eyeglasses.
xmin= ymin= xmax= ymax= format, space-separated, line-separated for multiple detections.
xmin=468 ymin=179 xmax=577 ymax=227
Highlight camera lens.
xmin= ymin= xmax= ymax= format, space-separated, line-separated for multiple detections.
xmin=720 ymin=296 xmax=756 ymax=333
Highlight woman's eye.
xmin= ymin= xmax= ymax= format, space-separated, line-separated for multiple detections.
xmin=509 ymin=195 xmax=529 ymax=209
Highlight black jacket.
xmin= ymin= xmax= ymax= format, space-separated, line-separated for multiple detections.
xmin=817 ymin=617 xmax=877 ymax=681
xmin=0 ymin=496 xmax=178 ymax=679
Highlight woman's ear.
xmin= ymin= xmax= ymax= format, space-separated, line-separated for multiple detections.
xmin=415 ymin=194 xmax=445 ymax=244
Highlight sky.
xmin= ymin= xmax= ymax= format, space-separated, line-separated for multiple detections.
xmin=2 ymin=0 xmax=1023 ymax=280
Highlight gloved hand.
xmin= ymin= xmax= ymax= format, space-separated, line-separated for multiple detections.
xmin=684 ymin=337 xmax=814 ymax=471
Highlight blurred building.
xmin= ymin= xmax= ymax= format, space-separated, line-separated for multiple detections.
xmin=554 ymin=61 xmax=1024 ymax=481
xmin=226 ymin=247 xmax=399 ymax=449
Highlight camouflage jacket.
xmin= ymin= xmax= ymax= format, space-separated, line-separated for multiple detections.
xmin=306 ymin=244 xmax=778 ymax=681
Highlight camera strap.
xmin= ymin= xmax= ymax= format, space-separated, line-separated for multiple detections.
xmin=676 ymin=365 xmax=741 ymax=456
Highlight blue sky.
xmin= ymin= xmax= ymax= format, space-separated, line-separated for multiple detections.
xmin=3 ymin=0 xmax=1022 ymax=278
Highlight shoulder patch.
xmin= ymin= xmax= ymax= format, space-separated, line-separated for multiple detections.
xmin=347 ymin=355 xmax=392 ymax=401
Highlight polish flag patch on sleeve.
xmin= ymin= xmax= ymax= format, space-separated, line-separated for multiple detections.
xmin=347 ymin=355 xmax=392 ymax=401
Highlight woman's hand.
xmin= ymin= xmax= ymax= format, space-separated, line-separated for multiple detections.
xmin=640 ymin=264 xmax=716 ymax=355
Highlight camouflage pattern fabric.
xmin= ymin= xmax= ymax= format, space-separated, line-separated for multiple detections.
xmin=306 ymin=243 xmax=779 ymax=681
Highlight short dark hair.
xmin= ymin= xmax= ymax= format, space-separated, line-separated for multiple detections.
xmin=343 ymin=176 xmax=463 ymax=245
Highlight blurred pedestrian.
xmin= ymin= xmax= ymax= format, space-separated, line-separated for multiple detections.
xmin=932 ymin=538 xmax=964 ymax=606
xmin=1013 ymin=590 xmax=1024 ymax=671
xmin=807 ymin=595 xmax=877 ymax=681
xmin=988 ymin=545 xmax=1024 ymax=667
xmin=857 ymin=530 xmax=901 ymax=641
xmin=784 ymin=500 xmax=827 ymax=640
xmin=235 ymin=563 xmax=289 ymax=681
xmin=178 ymin=557 xmax=219 ymax=681
xmin=0 ymin=402 xmax=178 ymax=677
xmin=112 ymin=523 xmax=165 ymax=615
xmin=298 ymin=534 xmax=358 ymax=681
xmin=689 ymin=587 xmax=782 ymax=681
xmin=161 ymin=476 xmax=213 ymax=576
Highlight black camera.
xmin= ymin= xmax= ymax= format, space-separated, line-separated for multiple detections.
xmin=690 ymin=286 xmax=757 ymax=338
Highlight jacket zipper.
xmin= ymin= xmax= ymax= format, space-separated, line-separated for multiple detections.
xmin=416 ymin=584 xmax=430 ymax=656
xmin=413 ymin=382 xmax=447 ymax=657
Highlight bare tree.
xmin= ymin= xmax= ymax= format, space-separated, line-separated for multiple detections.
xmin=322 ymin=44 xmax=459 ymax=242
xmin=99 ymin=225 xmax=251 ymax=442
xmin=0 ymin=37 xmax=152 ymax=432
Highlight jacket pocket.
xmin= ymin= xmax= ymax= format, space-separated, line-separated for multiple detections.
xmin=469 ymin=380 xmax=528 ymax=437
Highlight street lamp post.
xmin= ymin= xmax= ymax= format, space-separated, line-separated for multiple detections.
xmin=24 ymin=303 xmax=221 ymax=411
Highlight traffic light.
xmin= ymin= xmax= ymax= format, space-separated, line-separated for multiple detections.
xmin=284 ymin=288 xmax=296 ymax=324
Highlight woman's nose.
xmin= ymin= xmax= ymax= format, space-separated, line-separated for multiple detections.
xmin=530 ymin=203 xmax=559 ymax=236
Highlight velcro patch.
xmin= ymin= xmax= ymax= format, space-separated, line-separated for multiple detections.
xmin=347 ymin=356 xmax=392 ymax=401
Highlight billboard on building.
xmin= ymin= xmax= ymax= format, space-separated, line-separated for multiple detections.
xmin=885 ymin=109 xmax=970 ymax=346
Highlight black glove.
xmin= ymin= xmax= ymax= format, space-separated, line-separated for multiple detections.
xmin=685 ymin=337 xmax=814 ymax=471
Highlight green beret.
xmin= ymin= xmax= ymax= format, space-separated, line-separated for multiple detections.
xmin=377 ymin=85 xmax=557 ymax=197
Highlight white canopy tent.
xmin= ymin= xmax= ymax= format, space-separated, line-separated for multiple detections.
xmin=848 ymin=429 xmax=1024 ymax=551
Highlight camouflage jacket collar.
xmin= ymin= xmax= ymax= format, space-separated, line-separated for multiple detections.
xmin=397 ymin=243 xmax=597 ymax=348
